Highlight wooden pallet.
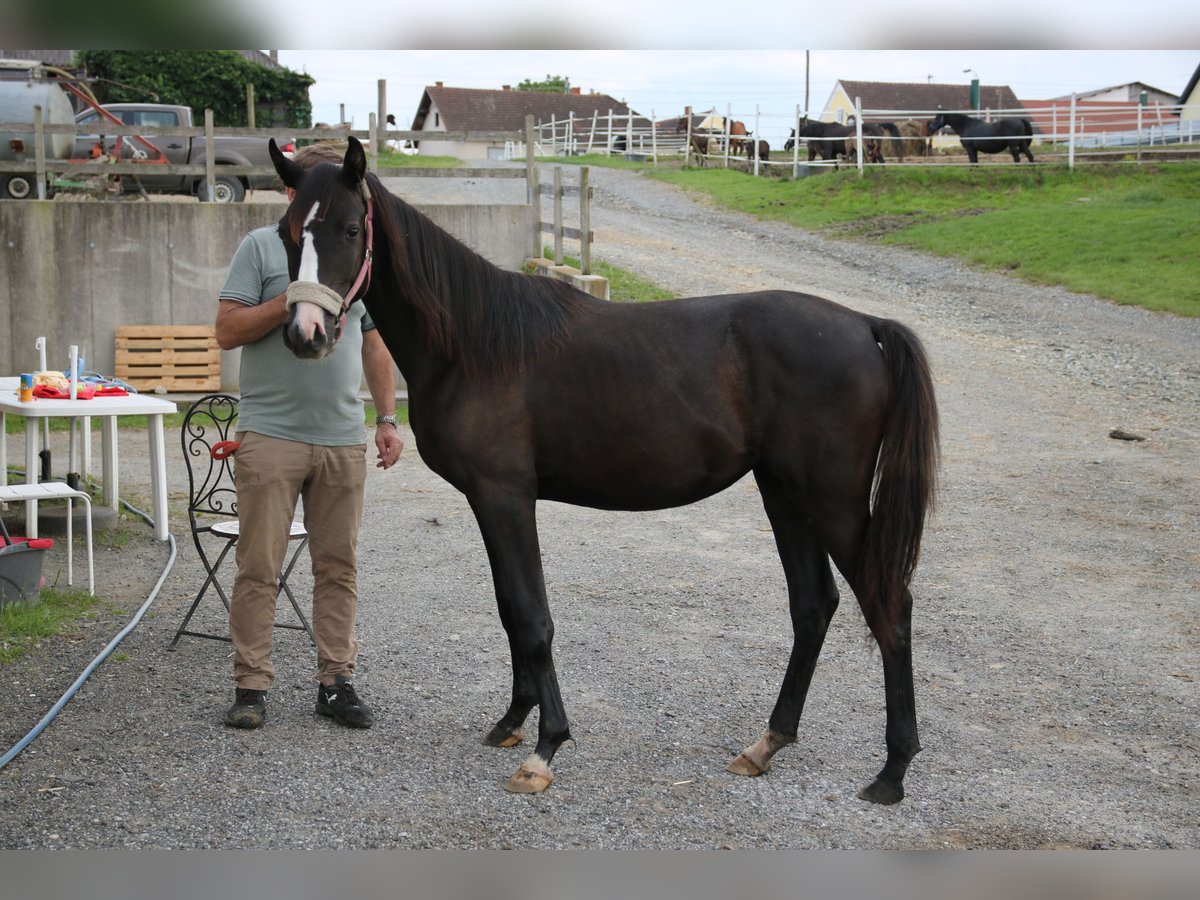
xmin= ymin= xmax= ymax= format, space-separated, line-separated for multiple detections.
xmin=115 ymin=325 xmax=221 ymax=392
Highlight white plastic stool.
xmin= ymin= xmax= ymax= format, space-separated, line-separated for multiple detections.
xmin=0 ymin=482 xmax=94 ymax=595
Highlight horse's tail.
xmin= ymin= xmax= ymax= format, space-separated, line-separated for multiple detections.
xmin=857 ymin=317 xmax=940 ymax=650
xmin=879 ymin=122 xmax=904 ymax=161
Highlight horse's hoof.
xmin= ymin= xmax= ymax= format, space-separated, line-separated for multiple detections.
xmin=483 ymin=725 xmax=523 ymax=748
xmin=504 ymin=764 xmax=554 ymax=794
xmin=858 ymin=776 xmax=904 ymax=805
xmin=727 ymin=751 xmax=770 ymax=777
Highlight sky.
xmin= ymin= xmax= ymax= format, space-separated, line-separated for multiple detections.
xmin=276 ymin=49 xmax=1199 ymax=148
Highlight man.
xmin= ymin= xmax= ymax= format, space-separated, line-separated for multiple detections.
xmin=215 ymin=143 xmax=403 ymax=730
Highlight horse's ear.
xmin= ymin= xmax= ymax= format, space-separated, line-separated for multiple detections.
xmin=270 ymin=139 xmax=305 ymax=189
xmin=342 ymin=137 xmax=367 ymax=187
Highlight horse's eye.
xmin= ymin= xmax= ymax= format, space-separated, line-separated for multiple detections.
xmin=346 ymin=225 xmax=360 ymax=240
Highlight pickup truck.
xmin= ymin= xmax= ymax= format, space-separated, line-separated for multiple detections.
xmin=73 ymin=102 xmax=295 ymax=202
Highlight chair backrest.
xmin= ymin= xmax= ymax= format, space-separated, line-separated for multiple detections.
xmin=181 ymin=394 xmax=240 ymax=528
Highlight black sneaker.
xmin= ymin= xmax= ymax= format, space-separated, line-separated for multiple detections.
xmin=316 ymin=676 xmax=374 ymax=729
xmin=225 ymin=687 xmax=266 ymax=729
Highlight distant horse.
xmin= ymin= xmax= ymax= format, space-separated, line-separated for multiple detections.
xmin=786 ymin=116 xmax=884 ymax=165
xmin=675 ymin=115 xmax=713 ymax=166
xmin=727 ymin=118 xmax=750 ymax=154
xmin=270 ymin=137 xmax=939 ymax=806
xmin=897 ymin=119 xmax=932 ymax=158
xmin=928 ymin=112 xmax=1034 ymax=163
xmin=745 ymin=138 xmax=770 ymax=162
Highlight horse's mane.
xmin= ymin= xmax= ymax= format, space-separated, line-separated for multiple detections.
xmin=364 ymin=172 xmax=594 ymax=381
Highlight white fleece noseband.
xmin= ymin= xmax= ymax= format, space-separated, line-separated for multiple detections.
xmin=285 ymin=280 xmax=345 ymax=317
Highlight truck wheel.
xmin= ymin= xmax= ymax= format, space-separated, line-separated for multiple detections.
xmin=197 ymin=174 xmax=246 ymax=203
xmin=1 ymin=174 xmax=37 ymax=200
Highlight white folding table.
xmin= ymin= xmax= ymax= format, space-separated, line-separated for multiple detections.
xmin=0 ymin=380 xmax=177 ymax=541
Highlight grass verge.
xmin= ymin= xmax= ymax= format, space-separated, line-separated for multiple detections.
xmin=528 ymin=249 xmax=677 ymax=302
xmin=0 ymin=587 xmax=107 ymax=664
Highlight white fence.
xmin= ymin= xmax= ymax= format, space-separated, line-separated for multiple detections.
xmin=533 ymin=98 xmax=1197 ymax=175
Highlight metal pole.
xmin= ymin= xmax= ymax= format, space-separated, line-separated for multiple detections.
xmin=753 ymin=104 xmax=761 ymax=176
xmin=203 ymin=109 xmax=216 ymax=201
xmin=792 ymin=103 xmax=800 ymax=176
xmin=685 ymin=105 xmax=693 ymax=167
xmin=33 ymin=105 xmax=46 ymax=200
xmin=724 ymin=103 xmax=732 ymax=168
xmin=1136 ymin=103 xmax=1143 ymax=162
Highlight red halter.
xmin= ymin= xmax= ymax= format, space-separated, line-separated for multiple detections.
xmin=345 ymin=194 xmax=374 ymax=306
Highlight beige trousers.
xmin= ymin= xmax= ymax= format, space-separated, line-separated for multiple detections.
xmin=229 ymin=431 xmax=367 ymax=690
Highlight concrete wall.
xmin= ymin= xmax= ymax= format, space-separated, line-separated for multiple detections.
xmin=0 ymin=199 xmax=532 ymax=389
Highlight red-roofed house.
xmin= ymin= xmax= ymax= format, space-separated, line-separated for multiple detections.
xmin=411 ymin=83 xmax=637 ymax=160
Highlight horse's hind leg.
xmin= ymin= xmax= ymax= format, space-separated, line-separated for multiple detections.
xmin=728 ymin=469 xmax=840 ymax=777
xmin=822 ymin=524 xmax=921 ymax=805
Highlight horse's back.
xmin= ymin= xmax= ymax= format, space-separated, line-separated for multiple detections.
xmin=519 ymin=290 xmax=888 ymax=509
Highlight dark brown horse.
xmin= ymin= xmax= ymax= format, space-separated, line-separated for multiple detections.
xmin=745 ymin=138 xmax=770 ymax=162
xmin=269 ymin=137 xmax=940 ymax=805
xmin=674 ymin=115 xmax=713 ymax=166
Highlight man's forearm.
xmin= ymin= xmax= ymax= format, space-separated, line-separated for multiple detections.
xmin=362 ymin=331 xmax=396 ymax=416
xmin=215 ymin=295 xmax=289 ymax=350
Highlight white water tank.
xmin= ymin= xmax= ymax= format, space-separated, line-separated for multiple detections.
xmin=0 ymin=60 xmax=76 ymax=163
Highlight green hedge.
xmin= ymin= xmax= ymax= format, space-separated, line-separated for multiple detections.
xmin=74 ymin=51 xmax=314 ymax=128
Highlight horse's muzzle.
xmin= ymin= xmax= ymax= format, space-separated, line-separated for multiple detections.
xmin=283 ymin=316 xmax=338 ymax=359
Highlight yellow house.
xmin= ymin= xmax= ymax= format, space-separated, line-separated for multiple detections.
xmin=1179 ymin=63 xmax=1200 ymax=122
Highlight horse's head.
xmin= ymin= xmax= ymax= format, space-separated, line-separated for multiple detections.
xmin=928 ymin=113 xmax=947 ymax=133
xmin=268 ymin=136 xmax=372 ymax=360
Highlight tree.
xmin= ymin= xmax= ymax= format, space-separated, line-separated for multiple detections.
xmin=517 ymin=74 xmax=570 ymax=93
xmin=74 ymin=51 xmax=314 ymax=128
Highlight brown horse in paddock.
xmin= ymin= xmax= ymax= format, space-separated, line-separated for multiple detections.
xmin=270 ymin=137 xmax=940 ymax=806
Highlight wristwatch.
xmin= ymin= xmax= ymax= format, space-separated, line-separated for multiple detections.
xmin=375 ymin=414 xmax=398 ymax=428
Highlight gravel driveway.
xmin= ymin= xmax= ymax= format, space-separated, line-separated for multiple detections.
xmin=1 ymin=165 xmax=1196 ymax=849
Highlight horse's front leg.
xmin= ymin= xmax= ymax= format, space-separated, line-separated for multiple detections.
xmin=468 ymin=489 xmax=570 ymax=793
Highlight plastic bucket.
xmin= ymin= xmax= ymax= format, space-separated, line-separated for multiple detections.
xmin=0 ymin=538 xmax=52 ymax=608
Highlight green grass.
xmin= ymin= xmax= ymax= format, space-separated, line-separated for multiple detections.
xmin=528 ymin=249 xmax=677 ymax=302
xmin=0 ymin=587 xmax=106 ymax=664
xmin=643 ymin=162 xmax=1200 ymax=316
xmin=377 ymin=150 xmax=460 ymax=169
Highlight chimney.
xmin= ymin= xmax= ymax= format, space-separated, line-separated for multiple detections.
xmin=570 ymin=87 xmax=581 ymax=95
xmin=502 ymin=85 xmax=511 ymax=91
xmin=436 ymin=81 xmax=443 ymax=88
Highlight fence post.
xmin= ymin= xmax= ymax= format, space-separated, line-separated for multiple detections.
xmin=580 ymin=166 xmax=591 ymax=276
xmin=685 ymin=105 xmax=693 ymax=167
xmin=568 ymin=112 xmax=575 ymax=155
xmin=1068 ymin=94 xmax=1076 ymax=171
xmin=1136 ymin=103 xmax=1143 ymax=162
xmin=368 ymin=113 xmax=378 ymax=174
xmin=246 ymin=83 xmax=256 ymax=128
xmin=203 ymin=109 xmax=216 ymax=201
xmin=651 ymin=108 xmax=657 ymax=164
xmin=792 ymin=103 xmax=800 ymax=176
xmin=33 ymin=105 xmax=46 ymax=200
xmin=855 ymin=97 xmax=864 ymax=177
xmin=753 ymin=104 xmax=761 ymax=176
xmin=587 ymin=110 xmax=597 ymax=153
xmin=377 ymin=79 xmax=387 ymax=158
xmin=724 ymin=103 xmax=732 ymax=168
xmin=626 ymin=110 xmax=633 ymax=157
xmin=526 ymin=115 xmax=540 ymax=259
xmin=553 ymin=166 xmax=564 ymax=265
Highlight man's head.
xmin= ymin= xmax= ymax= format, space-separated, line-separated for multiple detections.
xmin=276 ymin=143 xmax=347 ymax=199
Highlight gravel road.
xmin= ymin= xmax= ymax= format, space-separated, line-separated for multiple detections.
xmin=2 ymin=164 xmax=1197 ymax=849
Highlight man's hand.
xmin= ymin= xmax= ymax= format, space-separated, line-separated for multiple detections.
xmin=375 ymin=425 xmax=404 ymax=470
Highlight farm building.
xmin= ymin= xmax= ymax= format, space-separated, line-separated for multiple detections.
xmin=1179 ymin=63 xmax=1200 ymax=122
xmin=410 ymin=83 xmax=638 ymax=160
xmin=820 ymin=80 xmax=1024 ymax=123
xmin=1060 ymin=81 xmax=1178 ymax=105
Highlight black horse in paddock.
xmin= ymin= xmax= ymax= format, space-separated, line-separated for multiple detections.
xmin=929 ymin=112 xmax=1035 ymax=163
xmin=268 ymin=137 xmax=940 ymax=805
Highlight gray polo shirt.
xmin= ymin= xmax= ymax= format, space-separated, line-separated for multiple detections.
xmin=219 ymin=224 xmax=375 ymax=446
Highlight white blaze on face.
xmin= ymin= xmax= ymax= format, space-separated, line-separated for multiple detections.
xmin=294 ymin=200 xmax=327 ymax=339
